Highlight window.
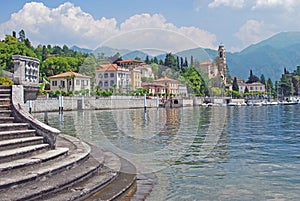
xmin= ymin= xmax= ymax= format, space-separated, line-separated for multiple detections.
xmin=250 ymin=87 xmax=253 ymax=90
xmin=110 ymin=80 xmax=114 ymax=87
xmin=76 ymin=80 xmax=80 ymax=85
xmin=60 ymin=80 xmax=65 ymax=88
xmin=86 ymin=80 xmax=89 ymax=85
xmin=98 ymin=81 xmax=103 ymax=87
xmin=104 ymin=73 xmax=108 ymax=78
xmin=98 ymin=73 xmax=102 ymax=78
xmin=104 ymin=81 xmax=108 ymax=86
xmin=52 ymin=80 xmax=57 ymax=86
xmin=110 ymin=73 xmax=114 ymax=78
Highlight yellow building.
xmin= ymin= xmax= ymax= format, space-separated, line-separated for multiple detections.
xmin=49 ymin=71 xmax=91 ymax=92
xmin=153 ymin=77 xmax=180 ymax=96
xmin=131 ymin=68 xmax=142 ymax=89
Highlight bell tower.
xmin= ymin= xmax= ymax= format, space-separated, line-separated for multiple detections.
xmin=217 ymin=43 xmax=227 ymax=84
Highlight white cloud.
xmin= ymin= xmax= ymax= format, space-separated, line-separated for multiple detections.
xmin=234 ymin=19 xmax=275 ymax=48
xmin=252 ymin=0 xmax=298 ymax=11
xmin=0 ymin=2 xmax=119 ymax=48
xmin=208 ymin=0 xmax=245 ymax=8
xmin=0 ymin=2 xmax=217 ymax=52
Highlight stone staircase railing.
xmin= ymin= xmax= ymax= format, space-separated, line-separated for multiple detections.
xmin=0 ymin=85 xmax=138 ymax=200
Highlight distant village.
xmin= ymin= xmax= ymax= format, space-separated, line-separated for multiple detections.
xmin=47 ymin=44 xmax=268 ymax=99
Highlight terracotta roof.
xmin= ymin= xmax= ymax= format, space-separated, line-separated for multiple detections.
xmin=154 ymin=77 xmax=179 ymax=83
xmin=200 ymin=61 xmax=212 ymax=65
xmin=97 ymin=64 xmax=118 ymax=72
xmin=49 ymin=71 xmax=91 ymax=79
xmin=97 ymin=64 xmax=129 ymax=72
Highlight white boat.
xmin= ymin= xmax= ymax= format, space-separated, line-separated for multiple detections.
xmin=253 ymin=102 xmax=263 ymax=106
xmin=279 ymin=101 xmax=298 ymax=105
xmin=262 ymin=101 xmax=279 ymax=106
xmin=227 ymin=102 xmax=237 ymax=106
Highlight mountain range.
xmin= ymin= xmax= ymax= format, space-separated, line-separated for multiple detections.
xmin=71 ymin=31 xmax=300 ymax=81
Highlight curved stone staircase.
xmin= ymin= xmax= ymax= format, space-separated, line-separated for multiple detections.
xmin=0 ymin=86 xmax=137 ymax=201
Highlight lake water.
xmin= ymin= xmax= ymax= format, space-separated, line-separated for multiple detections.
xmin=34 ymin=105 xmax=300 ymax=201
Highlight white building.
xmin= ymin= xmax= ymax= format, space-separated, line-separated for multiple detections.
xmin=95 ymin=64 xmax=131 ymax=92
xmin=49 ymin=71 xmax=91 ymax=92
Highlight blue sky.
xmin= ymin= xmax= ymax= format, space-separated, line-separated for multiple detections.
xmin=1 ymin=0 xmax=299 ymax=53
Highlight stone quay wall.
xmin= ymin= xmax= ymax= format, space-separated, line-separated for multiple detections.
xmin=25 ymin=96 xmax=211 ymax=113
xmin=28 ymin=96 xmax=159 ymax=113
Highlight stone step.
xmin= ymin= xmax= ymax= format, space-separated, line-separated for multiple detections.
xmin=87 ymin=155 xmax=137 ymax=201
xmin=0 ymin=98 xmax=11 ymax=105
xmin=0 ymin=155 xmax=101 ymax=201
xmin=41 ymin=145 xmax=119 ymax=201
xmin=0 ymin=147 xmax=69 ymax=172
xmin=0 ymin=143 xmax=49 ymax=163
xmin=0 ymin=116 xmax=14 ymax=124
xmin=0 ymin=136 xmax=44 ymax=151
xmin=0 ymin=105 xmax=11 ymax=111
xmin=0 ymin=93 xmax=10 ymax=98
xmin=0 ymin=86 xmax=11 ymax=90
xmin=0 ymin=123 xmax=29 ymax=132
xmin=0 ymin=139 xmax=90 ymax=190
xmin=0 ymin=129 xmax=36 ymax=141
xmin=0 ymin=110 xmax=12 ymax=117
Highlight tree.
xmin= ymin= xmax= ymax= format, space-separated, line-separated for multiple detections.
xmin=42 ymin=45 xmax=48 ymax=61
xmin=0 ymin=35 xmax=37 ymax=72
xmin=153 ymin=57 xmax=158 ymax=64
xmin=145 ymin=55 xmax=150 ymax=64
xmin=164 ymin=53 xmax=177 ymax=70
xmin=65 ymin=74 xmax=75 ymax=92
xmin=18 ymin=30 xmax=26 ymax=42
xmin=266 ymin=78 xmax=273 ymax=93
xmin=244 ymin=86 xmax=249 ymax=93
xmin=232 ymin=77 xmax=239 ymax=92
xmin=260 ymin=74 xmax=266 ymax=85
xmin=246 ymin=69 xmax=259 ymax=83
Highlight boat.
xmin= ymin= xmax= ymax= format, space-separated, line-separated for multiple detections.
xmin=253 ymin=102 xmax=263 ymax=106
xmin=279 ymin=101 xmax=298 ymax=105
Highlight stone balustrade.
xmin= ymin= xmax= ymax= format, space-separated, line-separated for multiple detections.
xmin=12 ymin=55 xmax=40 ymax=86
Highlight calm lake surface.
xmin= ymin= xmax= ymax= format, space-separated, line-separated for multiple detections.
xmin=34 ymin=105 xmax=300 ymax=201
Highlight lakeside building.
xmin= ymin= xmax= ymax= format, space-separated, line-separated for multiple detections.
xmin=153 ymin=77 xmax=181 ymax=96
xmin=237 ymin=79 xmax=266 ymax=93
xmin=142 ymin=82 xmax=166 ymax=95
xmin=131 ymin=68 xmax=142 ymax=89
xmin=178 ymin=84 xmax=188 ymax=97
xmin=196 ymin=44 xmax=227 ymax=84
xmin=135 ymin=65 xmax=155 ymax=80
xmin=246 ymin=82 xmax=266 ymax=93
xmin=198 ymin=61 xmax=218 ymax=79
xmin=49 ymin=71 xmax=91 ymax=92
xmin=96 ymin=64 xmax=138 ymax=92
xmin=142 ymin=80 xmax=188 ymax=97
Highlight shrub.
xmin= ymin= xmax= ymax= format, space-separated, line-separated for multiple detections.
xmin=0 ymin=77 xmax=13 ymax=86
xmin=55 ymin=90 xmax=61 ymax=96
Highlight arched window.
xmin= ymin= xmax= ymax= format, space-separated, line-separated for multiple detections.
xmin=98 ymin=81 xmax=103 ymax=87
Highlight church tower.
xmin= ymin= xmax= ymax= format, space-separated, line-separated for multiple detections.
xmin=217 ymin=43 xmax=227 ymax=84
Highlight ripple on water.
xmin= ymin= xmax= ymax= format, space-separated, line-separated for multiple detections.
xmin=34 ymin=105 xmax=300 ymax=200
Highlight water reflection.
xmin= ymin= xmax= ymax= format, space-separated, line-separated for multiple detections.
xmin=33 ymin=105 xmax=300 ymax=200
